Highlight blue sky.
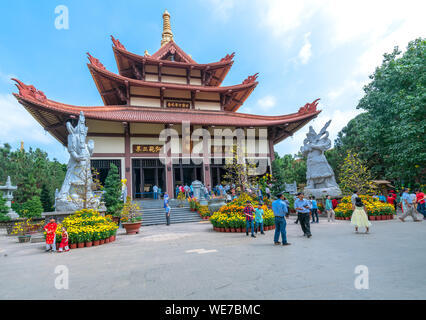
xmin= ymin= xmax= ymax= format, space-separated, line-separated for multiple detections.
xmin=0 ymin=0 xmax=424 ymax=163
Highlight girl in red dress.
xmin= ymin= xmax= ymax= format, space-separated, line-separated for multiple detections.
xmin=44 ymin=219 xmax=57 ymax=252
xmin=58 ymin=227 xmax=70 ymax=252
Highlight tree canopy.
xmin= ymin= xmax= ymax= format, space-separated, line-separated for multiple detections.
xmin=0 ymin=143 xmax=66 ymax=210
xmin=355 ymin=38 xmax=426 ymax=185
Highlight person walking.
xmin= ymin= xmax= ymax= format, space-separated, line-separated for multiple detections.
xmin=254 ymin=204 xmax=265 ymax=235
xmin=244 ymin=201 xmax=256 ymax=238
xmin=399 ymin=188 xmax=422 ymax=222
xmin=44 ymin=218 xmax=57 ymax=252
xmin=294 ymin=192 xmax=312 ymax=238
xmin=351 ymin=190 xmax=359 ymax=209
xmin=415 ymin=189 xmax=426 ymax=220
xmin=165 ymin=202 xmax=171 ymax=226
xmin=271 ymin=194 xmax=291 ymax=246
xmin=351 ymin=197 xmax=371 ymax=233
xmin=310 ymin=196 xmax=319 ymax=223
xmin=325 ymin=195 xmax=335 ymax=222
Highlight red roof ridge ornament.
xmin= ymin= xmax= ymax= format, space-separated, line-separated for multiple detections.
xmin=221 ymin=52 xmax=235 ymax=62
xmin=242 ymin=73 xmax=259 ymax=84
xmin=111 ymin=35 xmax=126 ymax=51
xmin=86 ymin=52 xmax=106 ymax=70
xmin=298 ymin=98 xmax=320 ymax=114
xmin=12 ymin=78 xmax=47 ymax=103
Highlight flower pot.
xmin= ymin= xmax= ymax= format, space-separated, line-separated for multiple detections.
xmin=105 ymin=238 xmax=110 ymax=243
xmin=93 ymin=240 xmax=100 ymax=246
xmin=225 ymin=228 xmax=230 ymax=232
xmin=70 ymin=243 xmax=77 ymax=249
xmin=100 ymin=239 xmax=105 ymax=245
xmin=109 ymin=236 xmax=114 ymax=242
xmin=370 ymin=216 xmax=376 ymax=220
xmin=18 ymin=235 xmax=31 ymax=243
xmin=77 ymin=242 xmax=85 ymax=248
xmin=122 ymin=222 xmax=142 ymax=235
xmin=345 ymin=217 xmax=350 ymax=220
xmin=219 ymin=228 xmax=225 ymax=232
xmin=56 ymin=243 xmax=60 ymax=250
xmin=85 ymin=241 xmax=93 ymax=247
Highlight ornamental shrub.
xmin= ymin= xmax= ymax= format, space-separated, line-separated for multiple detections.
xmin=0 ymin=193 xmax=11 ymax=222
xmin=20 ymin=196 xmax=43 ymax=218
xmin=102 ymin=163 xmax=123 ymax=217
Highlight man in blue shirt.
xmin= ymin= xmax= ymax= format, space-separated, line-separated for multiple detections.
xmin=294 ymin=192 xmax=312 ymax=238
xmin=271 ymin=194 xmax=291 ymax=246
xmin=399 ymin=188 xmax=422 ymax=222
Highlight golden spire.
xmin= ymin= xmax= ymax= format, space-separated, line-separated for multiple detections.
xmin=161 ymin=9 xmax=174 ymax=47
xmin=20 ymin=141 xmax=24 ymax=151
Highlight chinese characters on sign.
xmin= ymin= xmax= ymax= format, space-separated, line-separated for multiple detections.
xmin=133 ymin=145 xmax=162 ymax=153
xmin=166 ymin=101 xmax=190 ymax=108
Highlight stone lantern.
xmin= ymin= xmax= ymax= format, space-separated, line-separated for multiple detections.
xmin=0 ymin=176 xmax=19 ymax=219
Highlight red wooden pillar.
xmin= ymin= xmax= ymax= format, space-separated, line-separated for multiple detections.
xmin=124 ymin=122 xmax=132 ymax=199
xmin=165 ymin=127 xmax=174 ymax=198
xmin=202 ymin=126 xmax=211 ymax=188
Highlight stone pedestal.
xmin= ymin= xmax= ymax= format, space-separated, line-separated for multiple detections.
xmin=304 ymin=186 xmax=342 ymax=199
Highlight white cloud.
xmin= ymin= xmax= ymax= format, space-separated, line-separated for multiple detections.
xmin=206 ymin=0 xmax=237 ymax=21
xmin=257 ymin=95 xmax=276 ymax=110
xmin=0 ymin=93 xmax=56 ymax=145
xmin=298 ymin=32 xmax=312 ymax=64
xmin=276 ymin=107 xmax=363 ymax=156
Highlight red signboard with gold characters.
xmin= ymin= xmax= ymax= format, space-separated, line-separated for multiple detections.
xmin=133 ymin=145 xmax=162 ymax=153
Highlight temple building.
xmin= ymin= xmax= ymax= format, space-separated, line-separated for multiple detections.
xmin=12 ymin=10 xmax=320 ymax=199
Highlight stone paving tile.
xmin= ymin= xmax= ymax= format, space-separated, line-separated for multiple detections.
xmin=0 ymin=215 xmax=425 ymax=299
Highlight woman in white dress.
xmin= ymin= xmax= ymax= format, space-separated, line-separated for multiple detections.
xmin=351 ymin=197 xmax=371 ymax=233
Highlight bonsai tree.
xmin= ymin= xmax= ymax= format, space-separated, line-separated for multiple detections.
xmin=121 ymin=196 xmax=141 ymax=223
xmin=102 ymin=164 xmax=123 ymax=216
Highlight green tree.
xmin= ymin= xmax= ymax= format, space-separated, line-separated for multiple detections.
xmin=20 ymin=196 xmax=44 ymax=218
xmin=356 ymin=38 xmax=426 ymax=184
xmin=102 ymin=163 xmax=123 ymax=216
xmin=0 ymin=143 xmax=66 ymax=207
xmin=271 ymin=152 xmax=307 ymax=195
xmin=0 ymin=193 xmax=11 ymax=222
xmin=40 ymin=184 xmax=54 ymax=212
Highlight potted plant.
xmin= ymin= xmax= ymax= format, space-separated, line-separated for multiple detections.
xmin=77 ymin=232 xmax=85 ymax=248
xmin=85 ymin=231 xmax=93 ymax=247
xmin=11 ymin=218 xmax=33 ymax=243
xmin=69 ymin=233 xmax=77 ymax=249
xmin=121 ymin=196 xmax=142 ymax=235
xmin=93 ymin=231 xmax=101 ymax=246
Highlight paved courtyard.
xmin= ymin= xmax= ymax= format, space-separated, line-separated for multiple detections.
xmin=1 ymin=215 xmax=425 ymax=300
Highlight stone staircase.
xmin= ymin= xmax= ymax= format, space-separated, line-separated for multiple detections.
xmin=135 ymin=199 xmax=202 ymax=226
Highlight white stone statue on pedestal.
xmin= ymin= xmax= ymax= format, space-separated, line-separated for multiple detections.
xmin=56 ymin=111 xmax=102 ymax=211
xmin=300 ymin=120 xmax=342 ymax=198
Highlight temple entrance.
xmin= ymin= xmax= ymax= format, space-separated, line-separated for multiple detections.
xmin=211 ymin=158 xmax=226 ymax=187
xmin=90 ymin=159 xmax=122 ymax=186
xmin=172 ymin=159 xmax=203 ymax=189
xmin=132 ymin=159 xmax=165 ymax=199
